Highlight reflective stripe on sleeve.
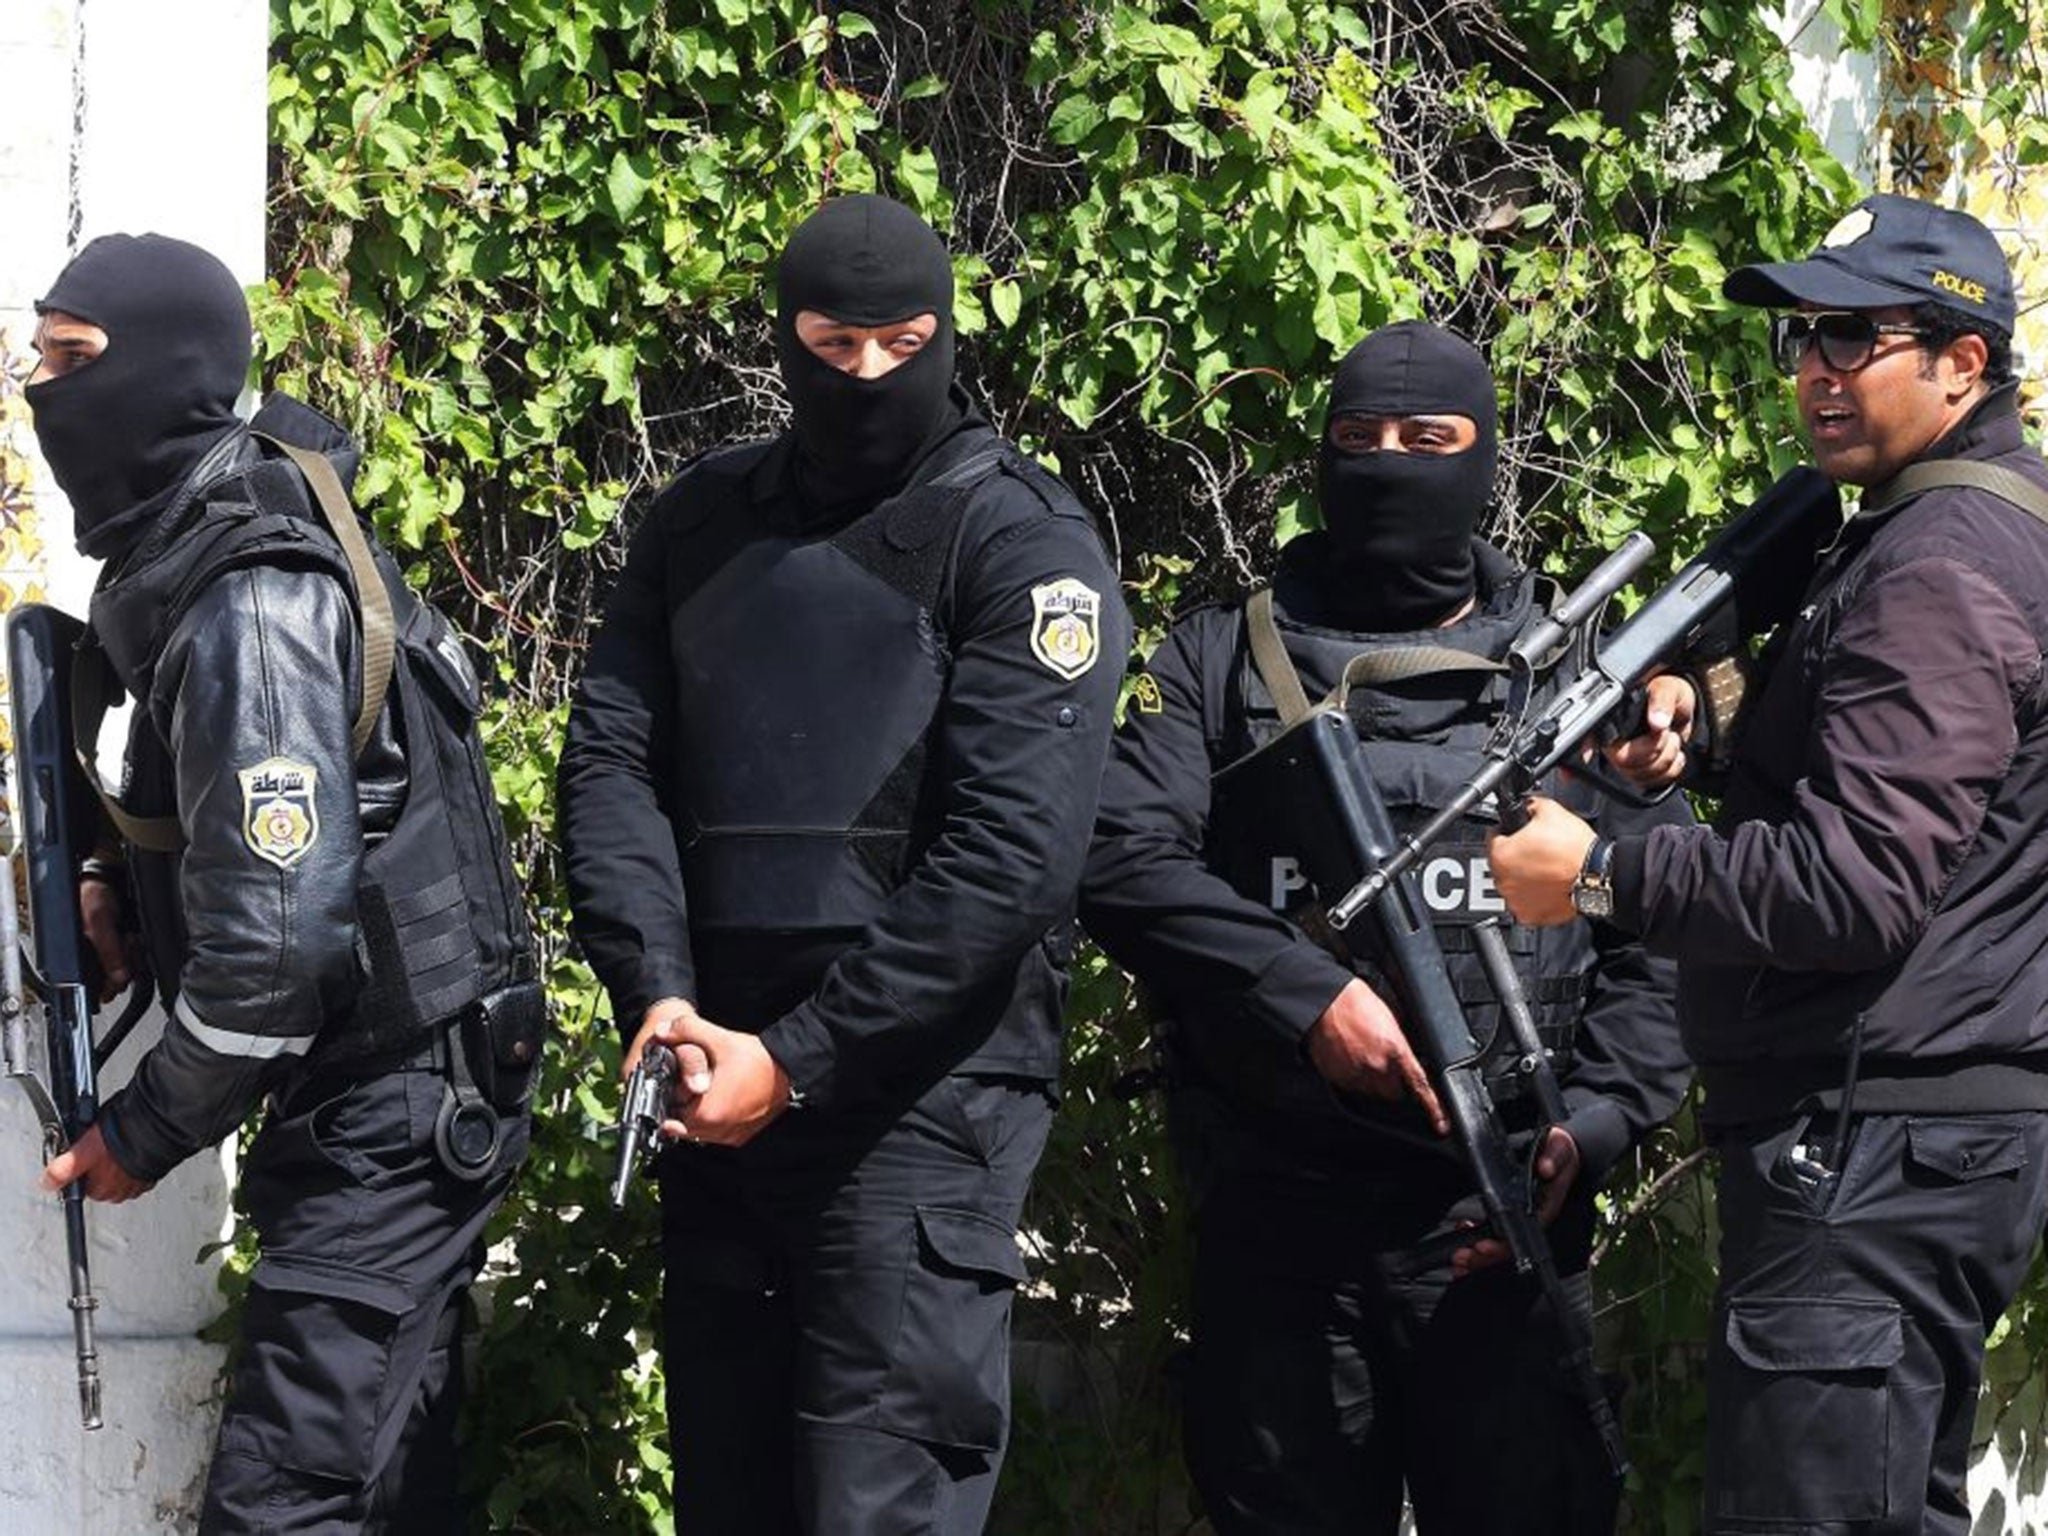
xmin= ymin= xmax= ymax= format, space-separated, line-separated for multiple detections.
xmin=173 ymin=994 xmax=320 ymax=1059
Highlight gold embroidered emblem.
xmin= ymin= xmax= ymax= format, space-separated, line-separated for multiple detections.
xmin=1132 ymin=672 xmax=1164 ymax=714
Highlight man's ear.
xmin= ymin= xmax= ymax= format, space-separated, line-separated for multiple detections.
xmin=1942 ymin=330 xmax=1989 ymax=400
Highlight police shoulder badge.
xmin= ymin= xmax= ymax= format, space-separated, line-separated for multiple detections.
xmin=1030 ymin=577 xmax=1102 ymax=680
xmin=240 ymin=757 xmax=320 ymax=869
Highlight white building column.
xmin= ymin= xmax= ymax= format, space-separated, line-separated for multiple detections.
xmin=0 ymin=1 xmax=265 ymax=1528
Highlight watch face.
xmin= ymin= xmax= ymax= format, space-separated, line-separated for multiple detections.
xmin=1572 ymin=881 xmax=1615 ymax=920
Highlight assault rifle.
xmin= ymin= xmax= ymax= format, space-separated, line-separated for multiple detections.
xmin=1 ymin=602 xmax=152 ymax=1430
xmin=611 ymin=1043 xmax=678 ymax=1209
xmin=1213 ymin=711 xmax=1629 ymax=1476
xmin=1330 ymin=466 xmax=1840 ymax=926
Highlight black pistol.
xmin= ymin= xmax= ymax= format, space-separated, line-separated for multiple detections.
xmin=611 ymin=1044 xmax=679 ymax=1209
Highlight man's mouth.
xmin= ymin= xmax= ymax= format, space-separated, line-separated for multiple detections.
xmin=1808 ymin=403 xmax=1855 ymax=438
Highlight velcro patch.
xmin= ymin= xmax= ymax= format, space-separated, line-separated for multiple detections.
xmin=240 ymin=757 xmax=320 ymax=869
xmin=1030 ymin=577 xmax=1102 ymax=680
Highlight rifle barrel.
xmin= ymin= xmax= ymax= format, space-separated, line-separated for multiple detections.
xmin=63 ymin=1191 xmax=103 ymax=1429
xmin=1508 ymin=533 xmax=1657 ymax=670
xmin=1328 ymin=763 xmax=1511 ymax=928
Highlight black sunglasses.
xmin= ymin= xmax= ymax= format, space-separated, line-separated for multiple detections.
xmin=1771 ymin=311 xmax=1932 ymax=375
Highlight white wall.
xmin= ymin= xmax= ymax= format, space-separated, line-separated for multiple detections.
xmin=1775 ymin=0 xmax=1883 ymax=188
xmin=0 ymin=1 xmax=265 ymax=1528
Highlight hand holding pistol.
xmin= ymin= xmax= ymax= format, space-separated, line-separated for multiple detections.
xmin=611 ymin=1043 xmax=679 ymax=1209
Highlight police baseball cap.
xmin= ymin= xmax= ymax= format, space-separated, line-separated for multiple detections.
xmin=1724 ymin=193 xmax=2016 ymax=335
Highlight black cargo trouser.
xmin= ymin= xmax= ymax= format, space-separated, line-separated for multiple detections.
xmin=1174 ymin=1090 xmax=1620 ymax=1536
xmin=199 ymin=1061 xmax=527 ymax=1535
xmin=659 ymin=1073 xmax=1055 ymax=1536
xmin=1704 ymin=1110 xmax=2048 ymax=1534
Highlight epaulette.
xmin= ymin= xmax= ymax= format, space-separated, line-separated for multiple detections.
xmin=653 ymin=439 xmax=776 ymax=539
xmin=883 ymin=446 xmax=1007 ymax=553
xmin=1176 ymin=598 xmax=1237 ymax=627
xmin=691 ymin=437 xmax=776 ymax=482
xmin=996 ymin=450 xmax=1088 ymax=520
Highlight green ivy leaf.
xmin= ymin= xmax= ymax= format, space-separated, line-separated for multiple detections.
xmin=1047 ymin=95 xmax=1105 ymax=145
xmin=990 ymin=278 xmax=1023 ymax=329
xmin=894 ymin=143 xmax=943 ymax=212
xmin=362 ymin=0 xmax=408 ymax=60
xmin=605 ymin=149 xmax=653 ymax=221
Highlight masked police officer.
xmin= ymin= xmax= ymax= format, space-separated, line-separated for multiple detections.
xmin=1494 ymin=196 xmax=2048 ymax=1535
xmin=558 ymin=194 xmax=1129 ymax=1534
xmin=30 ymin=233 xmax=542 ymax=1531
xmin=1080 ymin=321 xmax=1691 ymax=1534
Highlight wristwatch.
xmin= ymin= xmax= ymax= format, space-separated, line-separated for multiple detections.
xmin=1571 ymin=836 xmax=1616 ymax=920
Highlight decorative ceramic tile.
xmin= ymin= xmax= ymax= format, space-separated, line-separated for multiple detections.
xmin=1879 ymin=108 xmax=1954 ymax=197
xmin=1882 ymin=0 xmax=1958 ymax=92
xmin=0 ymin=328 xmax=44 ymax=594
xmin=1872 ymin=6 xmax=2048 ymax=425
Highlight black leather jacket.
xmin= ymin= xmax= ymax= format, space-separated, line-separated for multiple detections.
xmin=95 ymin=400 xmax=406 ymax=1182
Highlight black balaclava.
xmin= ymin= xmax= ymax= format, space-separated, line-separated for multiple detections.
xmin=774 ymin=194 xmax=960 ymax=512
xmin=27 ymin=233 xmax=250 ymax=559
xmin=1315 ymin=320 xmax=1499 ymax=630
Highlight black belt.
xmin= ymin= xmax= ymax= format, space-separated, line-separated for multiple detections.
xmin=1704 ymin=1056 xmax=2048 ymax=1129
xmin=309 ymin=1030 xmax=446 ymax=1082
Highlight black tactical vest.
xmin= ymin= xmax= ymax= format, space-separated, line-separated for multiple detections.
xmin=1193 ymin=565 xmax=1602 ymax=1141
xmin=86 ymin=423 xmax=536 ymax=1062
xmin=661 ymin=440 xmax=1022 ymax=935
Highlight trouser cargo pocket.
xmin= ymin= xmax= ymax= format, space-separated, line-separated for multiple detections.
xmin=216 ymin=1257 xmax=418 ymax=1484
xmin=872 ymin=1206 xmax=1028 ymax=1452
xmin=1906 ymin=1117 xmax=2028 ymax=1183
xmin=1706 ymin=1294 xmax=1903 ymax=1526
